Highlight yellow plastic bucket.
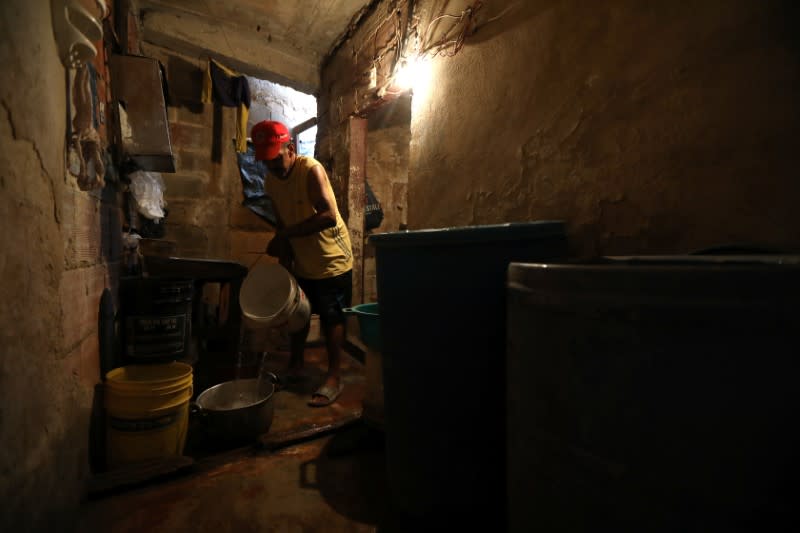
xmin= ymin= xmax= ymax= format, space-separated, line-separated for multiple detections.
xmin=106 ymin=363 xmax=193 ymax=391
xmin=104 ymin=363 xmax=193 ymax=468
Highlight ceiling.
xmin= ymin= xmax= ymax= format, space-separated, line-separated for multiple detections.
xmin=136 ymin=0 xmax=373 ymax=94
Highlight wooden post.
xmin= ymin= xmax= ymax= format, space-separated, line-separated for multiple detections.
xmin=347 ymin=116 xmax=367 ymax=306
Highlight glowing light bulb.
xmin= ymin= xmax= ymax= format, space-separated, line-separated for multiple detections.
xmin=391 ymin=55 xmax=434 ymax=98
xmin=393 ymin=58 xmax=418 ymax=91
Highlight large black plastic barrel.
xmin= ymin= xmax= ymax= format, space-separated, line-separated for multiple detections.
xmin=369 ymin=221 xmax=567 ymax=529
xmin=506 ymin=256 xmax=800 ymax=532
xmin=120 ymin=277 xmax=194 ymax=364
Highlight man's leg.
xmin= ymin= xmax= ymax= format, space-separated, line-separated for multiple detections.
xmin=307 ymin=321 xmax=343 ymax=405
xmin=309 ymin=271 xmax=351 ymax=406
xmin=312 ymin=321 xmax=343 ymax=393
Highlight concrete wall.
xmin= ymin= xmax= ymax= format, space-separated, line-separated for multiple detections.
xmin=364 ymin=95 xmax=411 ymax=302
xmin=248 ymin=77 xmax=317 ymax=130
xmin=1 ymin=1 xmax=121 ymax=529
xmin=320 ymin=0 xmax=800 ymax=257
xmin=138 ymin=43 xmax=281 ymax=268
xmin=139 ymin=43 xmax=322 ymax=269
xmin=138 ymin=43 xmax=236 ymax=260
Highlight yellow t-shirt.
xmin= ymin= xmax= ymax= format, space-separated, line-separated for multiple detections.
xmin=264 ymin=156 xmax=353 ymax=279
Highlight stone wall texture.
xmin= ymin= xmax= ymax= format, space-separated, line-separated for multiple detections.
xmin=364 ymin=95 xmax=411 ymax=302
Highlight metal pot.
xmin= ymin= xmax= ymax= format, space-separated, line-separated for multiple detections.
xmin=192 ymin=373 xmax=278 ymax=443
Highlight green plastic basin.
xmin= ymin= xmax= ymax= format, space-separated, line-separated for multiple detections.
xmin=343 ymin=303 xmax=380 ymax=351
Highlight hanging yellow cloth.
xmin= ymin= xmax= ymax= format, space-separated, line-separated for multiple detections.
xmin=202 ymin=58 xmax=250 ymax=153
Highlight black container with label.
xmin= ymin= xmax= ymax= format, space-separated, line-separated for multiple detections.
xmin=119 ymin=277 xmax=194 ymax=364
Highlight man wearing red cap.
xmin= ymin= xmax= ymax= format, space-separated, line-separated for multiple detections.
xmin=251 ymin=120 xmax=353 ymax=407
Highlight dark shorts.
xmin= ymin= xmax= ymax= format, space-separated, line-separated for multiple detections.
xmin=295 ymin=270 xmax=352 ymax=328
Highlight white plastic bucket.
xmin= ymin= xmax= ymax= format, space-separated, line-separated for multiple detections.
xmin=240 ymin=263 xmax=311 ymax=333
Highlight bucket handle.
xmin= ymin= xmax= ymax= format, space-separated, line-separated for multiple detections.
xmin=259 ymin=371 xmax=281 ymax=395
xmin=189 ymin=401 xmax=207 ymax=421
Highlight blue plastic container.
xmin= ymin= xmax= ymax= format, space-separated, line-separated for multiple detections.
xmin=343 ymin=303 xmax=380 ymax=351
xmin=369 ymin=221 xmax=568 ymax=529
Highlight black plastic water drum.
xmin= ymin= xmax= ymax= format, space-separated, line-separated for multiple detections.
xmin=120 ymin=277 xmax=194 ymax=363
xmin=506 ymin=255 xmax=800 ymax=532
xmin=369 ymin=221 xmax=568 ymax=530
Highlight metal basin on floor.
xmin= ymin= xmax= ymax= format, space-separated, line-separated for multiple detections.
xmin=192 ymin=374 xmax=278 ymax=443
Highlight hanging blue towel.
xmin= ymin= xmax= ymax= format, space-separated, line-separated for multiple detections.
xmin=236 ymin=141 xmax=278 ymax=227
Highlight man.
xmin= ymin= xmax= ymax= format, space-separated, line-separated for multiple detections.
xmin=251 ymin=120 xmax=353 ymax=407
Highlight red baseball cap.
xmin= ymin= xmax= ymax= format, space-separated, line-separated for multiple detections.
xmin=251 ymin=120 xmax=291 ymax=160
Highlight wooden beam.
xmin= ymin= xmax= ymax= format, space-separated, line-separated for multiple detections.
xmin=292 ymin=117 xmax=318 ymax=136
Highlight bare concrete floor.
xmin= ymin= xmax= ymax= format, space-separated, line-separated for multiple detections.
xmin=81 ymin=344 xmax=390 ymax=532
xmin=79 ymin=424 xmax=388 ymax=532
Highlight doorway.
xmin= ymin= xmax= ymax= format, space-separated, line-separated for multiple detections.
xmin=345 ymin=94 xmax=411 ymax=351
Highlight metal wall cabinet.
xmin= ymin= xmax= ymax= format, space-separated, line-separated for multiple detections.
xmin=110 ymin=54 xmax=175 ymax=172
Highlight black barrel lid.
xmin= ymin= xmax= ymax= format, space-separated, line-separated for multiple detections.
xmin=368 ymin=220 xmax=565 ymax=248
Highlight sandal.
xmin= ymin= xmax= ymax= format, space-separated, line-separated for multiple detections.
xmin=308 ymin=382 xmax=345 ymax=407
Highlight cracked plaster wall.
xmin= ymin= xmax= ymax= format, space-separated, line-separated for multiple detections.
xmin=403 ymin=0 xmax=800 ymax=256
xmin=1 ymin=0 xmax=110 ymax=529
